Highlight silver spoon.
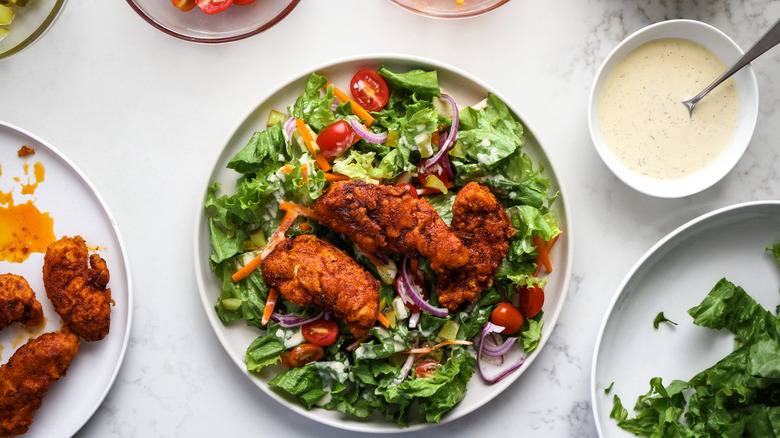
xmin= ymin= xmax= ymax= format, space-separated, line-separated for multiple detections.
xmin=683 ymin=16 xmax=780 ymax=116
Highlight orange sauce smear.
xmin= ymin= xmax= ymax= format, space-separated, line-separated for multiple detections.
xmin=0 ymin=153 xmax=55 ymax=263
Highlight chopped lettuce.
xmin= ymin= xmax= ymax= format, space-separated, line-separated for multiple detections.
xmin=612 ymin=247 xmax=780 ymax=436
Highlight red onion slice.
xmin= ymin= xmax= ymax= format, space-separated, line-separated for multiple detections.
xmin=399 ymin=257 xmax=448 ymax=318
xmin=426 ymin=94 xmax=459 ymax=166
xmin=270 ymin=310 xmax=325 ymax=328
xmin=477 ymin=322 xmax=525 ymax=383
xmin=283 ymin=117 xmax=295 ymax=140
xmin=348 ymin=118 xmax=388 ymax=144
xmin=393 ymin=343 xmax=419 ymax=385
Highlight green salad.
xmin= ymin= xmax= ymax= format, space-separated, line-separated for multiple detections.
xmin=611 ymin=243 xmax=780 ymax=436
xmin=205 ymin=66 xmax=561 ymax=425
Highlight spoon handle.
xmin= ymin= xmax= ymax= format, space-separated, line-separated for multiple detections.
xmin=690 ymin=16 xmax=780 ymax=105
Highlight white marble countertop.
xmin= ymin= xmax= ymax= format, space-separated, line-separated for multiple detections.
xmin=1 ymin=0 xmax=779 ymax=436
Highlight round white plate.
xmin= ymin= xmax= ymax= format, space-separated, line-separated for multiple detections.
xmin=591 ymin=201 xmax=780 ymax=437
xmin=0 ymin=121 xmax=132 ymax=438
xmin=194 ymin=54 xmax=573 ymax=433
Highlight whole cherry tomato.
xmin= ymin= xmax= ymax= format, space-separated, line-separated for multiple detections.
xmin=301 ymin=319 xmax=339 ymax=347
xmin=415 ymin=360 xmax=438 ymax=378
xmin=518 ymin=285 xmax=545 ymax=318
xmin=490 ymin=303 xmax=524 ymax=335
xmin=288 ymin=343 xmax=325 ymax=367
xmin=350 ymin=69 xmax=389 ymax=112
xmin=317 ymin=120 xmax=355 ymax=159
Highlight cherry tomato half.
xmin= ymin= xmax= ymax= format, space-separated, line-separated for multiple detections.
xmin=350 ymin=69 xmax=389 ymax=112
xmin=415 ymin=360 xmax=438 ymax=379
xmin=317 ymin=120 xmax=355 ymax=159
xmin=278 ymin=350 xmax=294 ymax=368
xmin=233 ymin=0 xmax=255 ymax=4
xmin=288 ymin=343 xmax=325 ymax=367
xmin=172 ymin=0 xmax=197 ymax=11
xmin=397 ymin=183 xmax=418 ymax=198
xmin=301 ymin=319 xmax=339 ymax=347
xmin=518 ymin=285 xmax=545 ymax=318
xmin=490 ymin=303 xmax=524 ymax=335
xmin=196 ymin=0 xmax=233 ymax=14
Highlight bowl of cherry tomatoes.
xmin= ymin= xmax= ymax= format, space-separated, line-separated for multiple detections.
xmin=125 ymin=0 xmax=300 ymax=43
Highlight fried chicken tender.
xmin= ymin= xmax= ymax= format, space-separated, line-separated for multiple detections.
xmin=0 ymin=274 xmax=44 ymax=330
xmin=437 ymin=182 xmax=515 ymax=310
xmin=42 ymin=236 xmax=112 ymax=342
xmin=261 ymin=234 xmax=380 ymax=337
xmin=313 ymin=180 xmax=469 ymax=273
xmin=0 ymin=331 xmax=80 ymax=437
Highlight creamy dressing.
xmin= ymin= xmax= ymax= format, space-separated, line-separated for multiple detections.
xmin=598 ymin=38 xmax=738 ymax=180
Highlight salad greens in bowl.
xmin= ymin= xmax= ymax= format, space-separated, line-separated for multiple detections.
xmin=194 ymin=55 xmax=572 ymax=431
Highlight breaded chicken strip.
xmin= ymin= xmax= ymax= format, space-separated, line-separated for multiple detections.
xmin=313 ymin=180 xmax=469 ymax=273
xmin=261 ymin=235 xmax=380 ymax=337
xmin=42 ymin=236 xmax=112 ymax=342
xmin=0 ymin=274 xmax=44 ymax=330
xmin=0 ymin=331 xmax=80 ymax=437
xmin=437 ymin=182 xmax=515 ymax=310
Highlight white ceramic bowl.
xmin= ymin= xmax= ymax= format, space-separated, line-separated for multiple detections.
xmin=588 ymin=20 xmax=759 ymax=198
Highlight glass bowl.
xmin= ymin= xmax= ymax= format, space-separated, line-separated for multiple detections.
xmin=389 ymin=0 xmax=509 ymax=19
xmin=125 ymin=0 xmax=299 ymax=44
xmin=0 ymin=0 xmax=66 ymax=60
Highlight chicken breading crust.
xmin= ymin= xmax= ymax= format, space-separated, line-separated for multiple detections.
xmin=261 ymin=234 xmax=380 ymax=337
xmin=436 ymin=182 xmax=516 ymax=310
xmin=0 ymin=274 xmax=44 ymax=330
xmin=42 ymin=236 xmax=112 ymax=342
xmin=313 ymin=180 xmax=469 ymax=273
xmin=0 ymin=331 xmax=80 ymax=437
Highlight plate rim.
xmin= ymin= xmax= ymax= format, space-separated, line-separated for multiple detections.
xmin=0 ymin=119 xmax=134 ymax=437
xmin=192 ymin=53 xmax=574 ymax=433
xmin=590 ymin=199 xmax=780 ymax=437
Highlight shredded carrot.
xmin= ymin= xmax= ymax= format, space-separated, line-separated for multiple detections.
xmin=324 ymin=172 xmax=350 ymax=182
xmin=280 ymin=164 xmax=293 ymax=174
xmin=231 ymin=210 xmax=299 ymax=282
xmin=410 ymin=258 xmax=418 ymax=274
xmin=261 ymin=288 xmax=279 ymax=326
xmin=328 ymin=82 xmax=375 ymax=127
xmin=279 ymin=201 xmax=320 ymax=220
xmin=294 ymin=118 xmax=332 ymax=171
xmin=299 ymin=221 xmax=312 ymax=232
xmin=314 ymin=153 xmax=331 ymax=172
xmin=533 ymin=234 xmax=553 ymax=274
xmin=546 ymin=233 xmax=560 ymax=251
xmin=376 ymin=312 xmax=391 ymax=328
xmin=279 ymin=202 xmax=318 ymax=219
xmin=356 ymin=244 xmax=385 ymax=268
xmin=346 ymin=333 xmax=373 ymax=351
xmin=301 ymin=163 xmax=309 ymax=184
xmin=401 ymin=340 xmax=473 ymax=354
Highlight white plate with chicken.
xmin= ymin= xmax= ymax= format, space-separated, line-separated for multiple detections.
xmin=193 ymin=54 xmax=572 ymax=432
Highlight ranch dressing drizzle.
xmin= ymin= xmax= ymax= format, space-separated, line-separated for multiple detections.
xmin=598 ymin=38 xmax=738 ymax=180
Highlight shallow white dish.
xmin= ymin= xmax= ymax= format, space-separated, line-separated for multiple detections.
xmin=588 ymin=20 xmax=759 ymax=198
xmin=591 ymin=201 xmax=780 ymax=437
xmin=193 ymin=54 xmax=573 ymax=432
xmin=0 ymin=121 xmax=132 ymax=437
